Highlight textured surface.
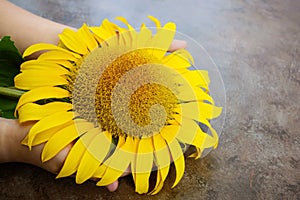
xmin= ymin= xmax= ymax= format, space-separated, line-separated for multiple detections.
xmin=1 ymin=0 xmax=300 ymax=199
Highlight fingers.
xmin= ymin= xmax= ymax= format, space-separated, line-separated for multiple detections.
xmin=105 ymin=166 xmax=131 ymax=192
xmin=168 ymin=39 xmax=187 ymax=52
xmin=106 ymin=180 xmax=119 ymax=192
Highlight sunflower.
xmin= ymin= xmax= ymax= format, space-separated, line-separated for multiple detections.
xmin=14 ymin=16 xmax=222 ymax=194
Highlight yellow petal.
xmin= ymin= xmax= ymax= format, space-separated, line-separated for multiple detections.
xmin=170 ymin=113 xmax=198 ymax=142
xmin=14 ymin=71 xmax=68 ymax=90
xmin=96 ymin=166 xmax=124 ymax=186
xmin=134 ymin=137 xmax=154 ymax=194
xmin=207 ymin=127 xmax=219 ymax=149
xmin=150 ymin=172 xmax=163 ymax=195
xmin=93 ymin=164 xmax=107 ymax=179
xmin=140 ymin=23 xmax=146 ymax=29
xmin=149 ymin=134 xmax=171 ymax=194
xmin=90 ymin=19 xmax=118 ymax=43
xmin=162 ymin=124 xmax=189 ymax=144
xmin=51 ymin=60 xmax=76 ymax=70
xmin=115 ymin=17 xmax=137 ymax=48
xmin=56 ymin=127 xmax=98 ymax=178
xmin=18 ymin=68 xmax=67 ymax=77
xmin=23 ymin=43 xmax=81 ymax=58
xmin=177 ymin=85 xmax=214 ymax=104
xmin=188 ymin=147 xmax=201 ymax=159
xmin=152 ymin=134 xmax=171 ymax=169
xmin=89 ymin=29 xmax=104 ymax=44
xmin=160 ymin=129 xmax=185 ymax=188
xmin=38 ymin=50 xmax=80 ymax=62
xmin=173 ymin=114 xmax=218 ymax=151
xmin=148 ymin=16 xmax=161 ymax=28
xmin=27 ymin=111 xmax=75 ymax=137
xmin=102 ymin=32 xmax=119 ymax=47
xmin=137 ymin=26 xmax=152 ymax=48
xmin=78 ymin=24 xmax=99 ymax=52
xmin=115 ymin=16 xmax=135 ymax=45
xmin=198 ymin=70 xmax=210 ymax=86
xmin=76 ymin=130 xmax=112 ymax=184
xmin=179 ymin=70 xmax=210 ymax=90
xmin=27 ymin=111 xmax=75 ymax=148
xmin=177 ymin=102 xmax=222 ymax=121
xmin=59 ymin=28 xmax=89 ymax=55
xmin=20 ymin=60 xmax=70 ymax=74
xmin=21 ymin=135 xmax=28 ymax=145
xmin=115 ymin=16 xmax=135 ymax=31
xmin=18 ymin=102 xmax=72 ymax=123
xmin=162 ymin=49 xmax=193 ymax=69
xmin=149 ymin=166 xmax=169 ymax=195
xmin=26 ymin=121 xmax=73 ymax=148
xmin=29 ymin=59 xmax=76 ymax=71
xmin=130 ymin=138 xmax=140 ymax=185
xmin=16 ymin=87 xmax=70 ymax=112
xmin=41 ymin=120 xmax=94 ymax=162
xmin=94 ymin=135 xmax=126 ymax=179
xmin=173 ymin=116 xmax=209 ymax=148
xmin=191 ymin=126 xmax=218 ymax=152
xmin=196 ymin=128 xmax=215 ymax=149
xmin=146 ymin=22 xmax=176 ymax=58
xmin=117 ymin=29 xmax=132 ymax=48
xmin=96 ymin=136 xmax=134 ymax=186
xmin=199 ymin=102 xmax=222 ymax=119
xmin=161 ymin=119 xmax=208 ymax=151
xmin=102 ymin=19 xmax=118 ymax=33
xmin=168 ymin=140 xmax=185 ymax=188
xmin=57 ymin=137 xmax=89 ymax=178
xmin=159 ymin=125 xmax=177 ymax=145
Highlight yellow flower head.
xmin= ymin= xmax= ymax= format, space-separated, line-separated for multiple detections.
xmin=14 ymin=16 xmax=222 ymax=194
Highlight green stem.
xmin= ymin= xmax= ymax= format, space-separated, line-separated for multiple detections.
xmin=0 ymin=87 xmax=25 ymax=99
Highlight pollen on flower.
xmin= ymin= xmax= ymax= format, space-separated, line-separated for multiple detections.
xmin=95 ymin=49 xmax=178 ymax=138
xmin=129 ymin=83 xmax=177 ymax=127
xmin=72 ymin=46 xmax=179 ymax=138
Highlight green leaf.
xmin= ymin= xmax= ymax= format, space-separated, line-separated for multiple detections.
xmin=0 ymin=97 xmax=18 ymax=118
xmin=0 ymin=36 xmax=23 ymax=86
xmin=0 ymin=36 xmax=24 ymax=119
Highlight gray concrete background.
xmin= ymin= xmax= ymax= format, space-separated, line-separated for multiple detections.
xmin=0 ymin=0 xmax=299 ymax=199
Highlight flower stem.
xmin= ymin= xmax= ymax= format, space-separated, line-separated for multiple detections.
xmin=0 ymin=87 xmax=25 ymax=99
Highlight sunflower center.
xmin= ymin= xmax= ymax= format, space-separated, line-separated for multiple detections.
xmin=129 ymin=83 xmax=177 ymax=127
xmin=73 ymin=47 xmax=178 ymax=138
xmin=96 ymin=49 xmax=179 ymax=138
